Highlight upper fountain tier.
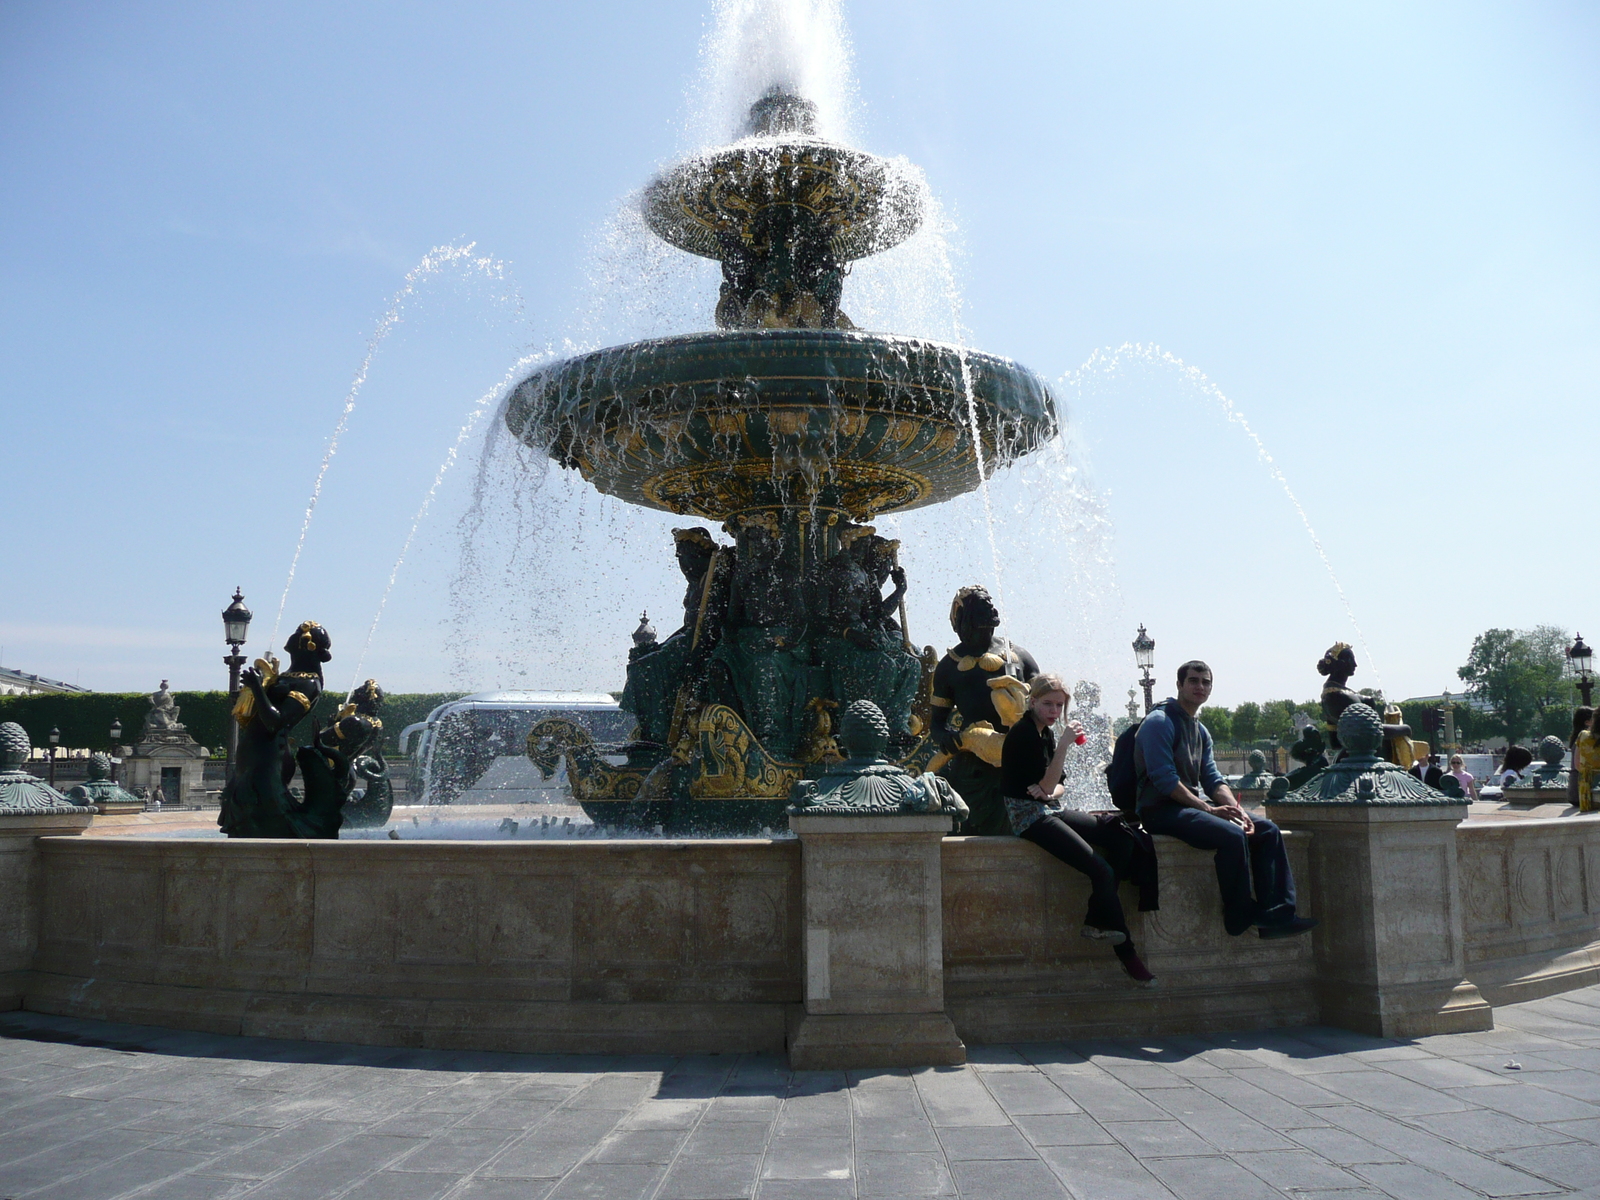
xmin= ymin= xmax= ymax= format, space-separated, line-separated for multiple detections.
xmin=642 ymin=88 xmax=924 ymax=331
xmin=506 ymin=87 xmax=1057 ymax=525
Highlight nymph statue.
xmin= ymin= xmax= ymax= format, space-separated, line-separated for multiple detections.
xmin=218 ymin=620 xmax=345 ymax=839
xmin=1316 ymin=642 xmax=1413 ymax=764
xmin=928 ymin=585 xmax=1039 ymax=834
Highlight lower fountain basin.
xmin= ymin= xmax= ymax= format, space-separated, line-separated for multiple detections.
xmin=504 ymin=329 xmax=1057 ymax=521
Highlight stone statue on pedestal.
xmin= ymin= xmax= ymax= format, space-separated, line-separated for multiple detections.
xmin=144 ymin=680 xmax=183 ymax=733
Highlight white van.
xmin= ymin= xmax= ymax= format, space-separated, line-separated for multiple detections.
xmin=399 ymin=691 xmax=631 ymax=805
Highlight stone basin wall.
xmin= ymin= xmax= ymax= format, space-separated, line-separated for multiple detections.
xmin=1457 ymin=813 xmax=1600 ymax=1004
xmin=4 ymin=816 xmax=1598 ymax=1055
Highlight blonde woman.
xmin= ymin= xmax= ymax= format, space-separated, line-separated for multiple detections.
xmin=1446 ymin=754 xmax=1478 ymax=802
xmin=1001 ymin=673 xmax=1156 ymax=986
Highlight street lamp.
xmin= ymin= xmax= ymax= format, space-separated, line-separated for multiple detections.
xmin=47 ymin=726 xmax=60 ymax=789
xmin=1567 ymin=633 xmax=1595 ymax=707
xmin=109 ymin=717 xmax=122 ymax=783
xmin=1133 ymin=624 xmax=1156 ymax=715
xmin=222 ymin=588 xmax=252 ymax=783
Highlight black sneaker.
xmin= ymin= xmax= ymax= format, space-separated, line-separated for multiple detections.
xmin=1259 ymin=915 xmax=1318 ymax=940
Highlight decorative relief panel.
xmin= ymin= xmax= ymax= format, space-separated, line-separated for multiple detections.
xmin=396 ymin=875 xmax=478 ymax=965
xmin=1512 ymin=849 xmax=1554 ymax=927
xmin=694 ymin=872 xmax=790 ymax=965
xmin=1554 ymin=845 xmax=1586 ymax=921
xmin=1461 ymin=844 xmax=1511 ymax=932
xmin=160 ymin=864 xmax=222 ymax=952
xmin=225 ymin=866 xmax=312 ymax=958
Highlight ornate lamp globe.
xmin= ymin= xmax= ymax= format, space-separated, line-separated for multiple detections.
xmin=222 ymin=588 xmax=252 ymax=648
xmin=1567 ymin=633 xmax=1592 ymax=680
xmin=48 ymin=727 xmax=59 ymax=747
xmin=1132 ymin=625 xmax=1156 ymax=673
xmin=109 ymin=718 xmax=122 ymax=745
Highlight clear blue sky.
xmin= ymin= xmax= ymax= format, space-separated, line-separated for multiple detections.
xmin=2 ymin=0 xmax=1594 ymax=710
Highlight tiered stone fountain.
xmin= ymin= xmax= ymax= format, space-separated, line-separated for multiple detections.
xmin=507 ymin=87 xmax=1056 ymax=832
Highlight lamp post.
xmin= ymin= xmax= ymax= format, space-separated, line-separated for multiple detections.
xmin=222 ymin=588 xmax=252 ymax=783
xmin=1567 ymin=633 xmax=1594 ymax=707
xmin=109 ymin=717 xmax=122 ymax=783
xmin=47 ymin=726 xmax=60 ymax=788
xmin=1440 ymin=690 xmax=1457 ymax=752
xmin=1133 ymin=624 xmax=1156 ymax=715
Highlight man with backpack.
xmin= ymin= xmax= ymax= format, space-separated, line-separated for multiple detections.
xmin=1132 ymin=660 xmax=1316 ymax=940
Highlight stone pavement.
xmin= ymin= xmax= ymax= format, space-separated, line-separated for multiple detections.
xmin=3 ymin=988 xmax=1600 ymax=1200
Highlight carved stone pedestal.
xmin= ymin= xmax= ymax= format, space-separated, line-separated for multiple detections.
xmin=1269 ymin=802 xmax=1489 ymax=1037
xmin=1268 ymin=703 xmax=1490 ymax=1039
xmin=787 ymin=812 xmax=965 ymax=1069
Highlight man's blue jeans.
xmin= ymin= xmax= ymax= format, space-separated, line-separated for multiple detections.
xmin=1138 ymin=804 xmax=1296 ymax=935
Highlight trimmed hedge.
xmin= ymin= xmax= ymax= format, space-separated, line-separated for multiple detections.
xmin=0 ymin=691 xmax=466 ymax=757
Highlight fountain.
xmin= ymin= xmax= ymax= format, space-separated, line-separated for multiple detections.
xmin=507 ymin=85 xmax=1056 ymax=831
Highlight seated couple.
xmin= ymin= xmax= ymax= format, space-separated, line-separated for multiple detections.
xmin=1002 ymin=662 xmax=1316 ymax=989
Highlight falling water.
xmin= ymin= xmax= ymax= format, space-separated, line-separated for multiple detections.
xmin=1069 ymin=342 xmax=1380 ymax=689
xmin=347 ymin=351 xmax=552 ymax=692
xmin=687 ymin=0 xmax=857 ymax=147
xmin=269 ymin=242 xmax=516 ymax=649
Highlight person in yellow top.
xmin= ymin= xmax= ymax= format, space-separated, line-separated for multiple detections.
xmin=1574 ymin=708 xmax=1597 ymax=815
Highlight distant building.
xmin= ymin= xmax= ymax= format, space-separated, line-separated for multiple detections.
xmin=0 ymin=668 xmax=90 ymax=697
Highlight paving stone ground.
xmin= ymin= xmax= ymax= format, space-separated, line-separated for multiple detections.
xmin=3 ymin=987 xmax=1600 ymax=1200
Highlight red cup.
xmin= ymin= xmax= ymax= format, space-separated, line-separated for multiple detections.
xmin=1075 ymin=733 xmax=1087 ymax=746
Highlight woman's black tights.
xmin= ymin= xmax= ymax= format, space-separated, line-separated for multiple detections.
xmin=1020 ymin=810 xmax=1137 ymax=959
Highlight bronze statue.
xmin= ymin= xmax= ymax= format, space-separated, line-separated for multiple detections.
xmin=1316 ymin=642 xmax=1412 ymax=764
xmin=336 ymin=679 xmax=392 ymax=828
xmin=928 ymin=585 xmax=1039 ymax=835
xmin=710 ymin=515 xmax=810 ymax=758
xmin=814 ymin=529 xmax=922 ymax=748
xmin=218 ymin=620 xmax=345 ymax=839
xmin=621 ymin=527 xmax=728 ymax=748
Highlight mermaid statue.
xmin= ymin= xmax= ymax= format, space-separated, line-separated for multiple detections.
xmin=218 ymin=620 xmax=346 ymax=839
xmin=335 ymin=678 xmax=392 ymax=828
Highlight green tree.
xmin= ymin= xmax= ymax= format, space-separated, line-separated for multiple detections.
xmin=1233 ymin=701 xmax=1261 ymax=744
xmin=1457 ymin=626 xmax=1568 ymax=744
xmin=1201 ymin=706 xmax=1234 ymax=745
xmin=1261 ymin=700 xmax=1301 ymax=742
